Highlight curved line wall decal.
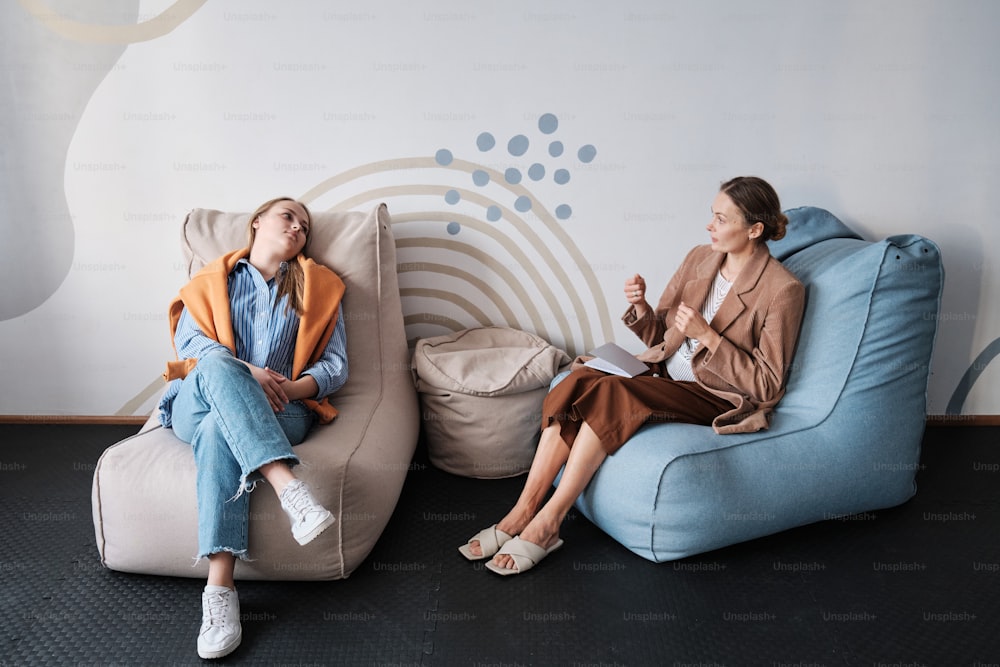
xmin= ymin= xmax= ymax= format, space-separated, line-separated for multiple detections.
xmin=396 ymin=263 xmax=523 ymax=331
xmin=945 ymin=337 xmax=1000 ymax=415
xmin=403 ymin=314 xmax=467 ymax=336
xmin=395 ymin=237 xmax=554 ymax=343
xmin=399 ymin=288 xmax=494 ymax=327
xmin=391 ymin=205 xmax=583 ymax=349
xmin=392 ymin=202 xmax=595 ymax=351
xmin=16 ymin=0 xmax=208 ymax=44
xmin=115 ymin=376 xmax=165 ymax=417
xmin=325 ymin=190 xmax=599 ymax=353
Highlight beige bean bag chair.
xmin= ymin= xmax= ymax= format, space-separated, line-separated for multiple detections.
xmin=91 ymin=203 xmax=419 ymax=580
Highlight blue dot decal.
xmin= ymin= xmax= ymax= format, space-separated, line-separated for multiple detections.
xmin=477 ymin=132 xmax=495 ymax=151
xmin=508 ymin=134 xmax=529 ymax=157
xmin=435 ymin=149 xmax=453 ymax=166
xmin=454 ymin=120 xmax=596 ymax=235
xmin=538 ymin=113 xmax=558 ymax=134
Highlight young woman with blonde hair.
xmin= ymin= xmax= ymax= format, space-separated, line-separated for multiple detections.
xmin=159 ymin=197 xmax=348 ymax=658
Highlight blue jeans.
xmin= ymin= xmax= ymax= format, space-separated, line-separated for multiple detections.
xmin=170 ymin=353 xmax=316 ymax=560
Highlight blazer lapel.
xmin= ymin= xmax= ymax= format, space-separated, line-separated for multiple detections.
xmin=663 ymin=250 xmax=723 ymax=352
xmin=708 ymin=287 xmax=745 ymax=336
xmin=709 ymin=243 xmax=770 ymax=335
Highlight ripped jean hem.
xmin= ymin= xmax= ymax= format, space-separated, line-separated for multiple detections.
xmin=192 ymin=547 xmax=253 ymax=566
xmin=229 ymin=454 xmax=301 ymax=502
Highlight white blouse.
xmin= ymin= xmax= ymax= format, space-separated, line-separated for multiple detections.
xmin=665 ymin=270 xmax=733 ymax=382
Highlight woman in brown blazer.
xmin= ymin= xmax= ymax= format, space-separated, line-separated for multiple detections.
xmin=460 ymin=176 xmax=806 ymax=576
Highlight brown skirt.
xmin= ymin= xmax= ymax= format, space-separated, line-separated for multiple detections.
xmin=541 ymin=367 xmax=734 ymax=454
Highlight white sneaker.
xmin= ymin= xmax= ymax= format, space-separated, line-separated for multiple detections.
xmin=197 ymin=585 xmax=241 ymax=659
xmin=279 ymin=479 xmax=335 ymax=545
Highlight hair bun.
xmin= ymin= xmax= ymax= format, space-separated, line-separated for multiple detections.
xmin=771 ymin=212 xmax=789 ymax=242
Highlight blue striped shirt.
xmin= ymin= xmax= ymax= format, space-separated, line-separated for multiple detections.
xmin=158 ymin=259 xmax=348 ymax=426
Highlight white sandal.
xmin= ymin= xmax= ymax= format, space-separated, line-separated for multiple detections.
xmin=484 ymin=536 xmax=564 ymax=576
xmin=458 ymin=524 xmax=513 ymax=561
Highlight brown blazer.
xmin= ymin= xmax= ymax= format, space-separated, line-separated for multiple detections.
xmin=623 ymin=242 xmax=805 ymax=434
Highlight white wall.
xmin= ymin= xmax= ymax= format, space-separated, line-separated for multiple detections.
xmin=1 ymin=0 xmax=997 ymax=417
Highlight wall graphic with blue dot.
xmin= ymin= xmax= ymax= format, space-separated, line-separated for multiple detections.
xmin=299 ymin=114 xmax=610 ymax=357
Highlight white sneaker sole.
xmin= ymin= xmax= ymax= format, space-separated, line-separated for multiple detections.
xmin=295 ymin=511 xmax=335 ymax=545
xmin=198 ymin=628 xmax=242 ymax=660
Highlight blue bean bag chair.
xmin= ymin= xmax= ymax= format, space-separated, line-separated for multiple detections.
xmin=555 ymin=206 xmax=944 ymax=561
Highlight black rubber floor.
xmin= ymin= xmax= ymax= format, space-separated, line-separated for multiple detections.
xmin=1 ymin=424 xmax=997 ymax=665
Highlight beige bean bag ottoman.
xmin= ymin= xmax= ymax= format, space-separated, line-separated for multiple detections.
xmin=91 ymin=203 xmax=419 ymax=580
xmin=414 ymin=327 xmax=570 ymax=478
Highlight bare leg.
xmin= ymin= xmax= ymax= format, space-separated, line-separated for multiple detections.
xmin=467 ymin=424 xmax=571 ymax=557
xmin=259 ymin=460 xmax=296 ymax=495
xmin=207 ymin=552 xmax=236 ymax=590
xmin=491 ymin=421 xmax=607 ymax=571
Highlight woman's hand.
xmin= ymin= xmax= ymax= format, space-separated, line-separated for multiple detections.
xmin=625 ymin=273 xmax=650 ymax=317
xmin=248 ymin=364 xmax=290 ymax=412
xmin=674 ymin=301 xmax=719 ymax=349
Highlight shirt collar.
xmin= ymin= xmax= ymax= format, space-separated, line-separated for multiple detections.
xmin=235 ymin=257 xmax=289 ymax=279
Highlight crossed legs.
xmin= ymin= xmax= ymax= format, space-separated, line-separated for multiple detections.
xmin=170 ymin=354 xmax=332 ymax=658
xmin=206 ymin=461 xmax=297 ymax=588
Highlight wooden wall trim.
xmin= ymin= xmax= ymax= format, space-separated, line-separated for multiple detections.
xmin=0 ymin=416 xmax=148 ymax=426
xmin=924 ymin=415 xmax=1000 ymax=428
